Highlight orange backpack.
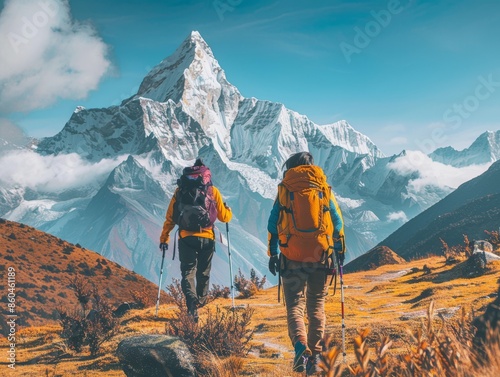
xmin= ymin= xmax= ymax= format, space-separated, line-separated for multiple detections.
xmin=277 ymin=165 xmax=334 ymax=262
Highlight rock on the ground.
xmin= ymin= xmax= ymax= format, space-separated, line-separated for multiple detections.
xmin=473 ymin=250 xmax=500 ymax=262
xmin=113 ymin=302 xmax=142 ymax=317
xmin=116 ymin=335 xmax=196 ymax=377
xmin=474 ymin=240 xmax=493 ymax=253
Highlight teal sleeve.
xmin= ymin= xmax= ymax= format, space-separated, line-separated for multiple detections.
xmin=329 ymin=199 xmax=343 ymax=239
xmin=267 ymin=199 xmax=280 ymax=256
xmin=267 ymin=199 xmax=279 ymax=234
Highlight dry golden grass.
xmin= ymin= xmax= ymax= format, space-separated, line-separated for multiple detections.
xmin=2 ymin=254 xmax=499 ymax=376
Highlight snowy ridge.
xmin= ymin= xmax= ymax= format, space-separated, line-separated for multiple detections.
xmin=317 ymin=120 xmax=384 ymax=158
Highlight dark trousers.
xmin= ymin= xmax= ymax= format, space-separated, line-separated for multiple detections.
xmin=179 ymin=236 xmax=215 ymax=310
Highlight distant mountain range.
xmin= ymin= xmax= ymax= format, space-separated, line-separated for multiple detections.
xmin=1 ymin=31 xmax=499 ymax=286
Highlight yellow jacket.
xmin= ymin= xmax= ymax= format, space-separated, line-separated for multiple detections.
xmin=160 ymin=186 xmax=232 ymax=243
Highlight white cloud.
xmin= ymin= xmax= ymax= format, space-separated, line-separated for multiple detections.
xmin=0 ymin=118 xmax=27 ymax=151
xmin=0 ymin=0 xmax=111 ymax=112
xmin=0 ymin=150 xmax=125 ymax=193
xmin=387 ymin=150 xmax=491 ymax=193
xmin=387 ymin=211 xmax=408 ymax=222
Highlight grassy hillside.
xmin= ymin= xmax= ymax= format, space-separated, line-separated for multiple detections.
xmin=2 ymin=252 xmax=499 ymax=376
xmin=0 ymin=219 xmax=164 ymax=328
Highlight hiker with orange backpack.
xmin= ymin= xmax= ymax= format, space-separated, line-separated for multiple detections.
xmin=159 ymin=158 xmax=232 ymax=322
xmin=267 ymin=152 xmax=345 ymax=374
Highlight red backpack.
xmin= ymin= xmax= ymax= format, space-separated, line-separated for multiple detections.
xmin=173 ymin=165 xmax=217 ymax=231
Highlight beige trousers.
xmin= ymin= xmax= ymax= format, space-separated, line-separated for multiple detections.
xmin=281 ymin=259 xmax=328 ymax=354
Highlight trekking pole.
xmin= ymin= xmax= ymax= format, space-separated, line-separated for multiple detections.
xmin=155 ymin=246 xmax=166 ymax=317
xmin=226 ymin=222 xmax=235 ymax=309
xmin=337 ymin=251 xmax=347 ymax=363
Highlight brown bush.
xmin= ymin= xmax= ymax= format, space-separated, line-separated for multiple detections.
xmin=485 ymin=230 xmax=500 ymax=251
xmin=440 ymin=236 xmax=471 ymax=264
xmin=234 ymin=268 xmax=266 ymax=298
xmin=208 ymin=284 xmax=231 ymax=301
xmin=165 ymin=279 xmax=254 ymax=375
xmin=58 ymin=278 xmax=119 ymax=356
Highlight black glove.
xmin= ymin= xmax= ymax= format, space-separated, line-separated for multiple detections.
xmin=268 ymin=255 xmax=280 ymax=276
xmin=333 ymin=240 xmax=343 ymax=252
xmin=334 ymin=237 xmax=345 ymax=265
xmin=159 ymin=243 xmax=168 ymax=253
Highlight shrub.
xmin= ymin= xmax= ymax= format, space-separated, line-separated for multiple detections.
xmin=234 ymin=268 xmax=266 ymax=298
xmin=124 ymin=274 xmax=138 ymax=282
xmin=440 ymin=236 xmax=470 ymax=265
xmin=208 ymin=284 xmax=231 ymax=301
xmin=68 ymin=276 xmax=92 ymax=311
xmin=58 ymin=277 xmax=119 ymax=356
xmin=103 ymin=266 xmax=112 ymax=278
xmin=485 ymin=230 xmax=500 ymax=251
xmin=66 ymin=263 xmax=75 ymax=273
xmin=164 ymin=279 xmax=254 ymax=375
xmin=41 ymin=264 xmax=60 ymax=273
xmin=62 ymin=245 xmax=74 ymax=255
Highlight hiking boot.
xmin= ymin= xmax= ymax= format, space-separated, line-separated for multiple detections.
xmin=198 ymin=295 xmax=207 ymax=308
xmin=293 ymin=342 xmax=311 ymax=373
xmin=306 ymin=354 xmax=321 ymax=375
xmin=187 ymin=304 xmax=199 ymax=324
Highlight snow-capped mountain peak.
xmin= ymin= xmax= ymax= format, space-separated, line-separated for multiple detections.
xmin=134 ymin=31 xmax=241 ymax=154
xmin=430 ymin=130 xmax=500 ymax=167
xmin=136 ymin=30 xmax=219 ymax=103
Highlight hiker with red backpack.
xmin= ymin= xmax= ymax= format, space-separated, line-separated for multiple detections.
xmin=267 ymin=152 xmax=345 ymax=375
xmin=159 ymin=158 xmax=232 ymax=322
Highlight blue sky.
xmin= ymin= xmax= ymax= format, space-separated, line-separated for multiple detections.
xmin=1 ymin=0 xmax=499 ymax=155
